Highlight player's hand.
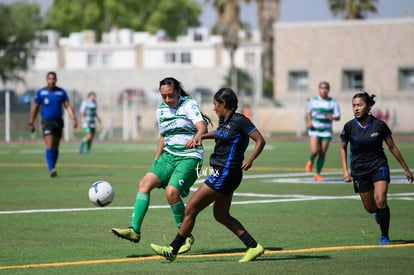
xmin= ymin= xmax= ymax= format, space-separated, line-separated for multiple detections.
xmin=29 ymin=123 xmax=35 ymax=133
xmin=405 ymin=170 xmax=414 ymax=183
xmin=343 ymin=172 xmax=352 ymax=183
xmin=241 ymin=159 xmax=253 ymax=171
xmin=72 ymin=119 xmax=78 ymax=129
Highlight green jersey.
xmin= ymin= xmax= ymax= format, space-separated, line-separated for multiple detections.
xmin=157 ymin=96 xmax=204 ymax=159
xmin=80 ymin=99 xmax=98 ymax=128
xmin=307 ymin=96 xmax=340 ymax=138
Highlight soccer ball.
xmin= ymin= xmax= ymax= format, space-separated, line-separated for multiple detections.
xmin=88 ymin=180 xmax=115 ymax=207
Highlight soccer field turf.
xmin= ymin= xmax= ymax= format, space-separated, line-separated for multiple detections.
xmin=0 ymin=140 xmax=413 ymax=274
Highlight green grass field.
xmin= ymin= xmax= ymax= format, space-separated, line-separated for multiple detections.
xmin=0 ymin=139 xmax=413 ymax=274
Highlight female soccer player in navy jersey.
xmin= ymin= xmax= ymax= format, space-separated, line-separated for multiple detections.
xmin=150 ymin=87 xmax=266 ymax=262
xmin=29 ymin=72 xmax=78 ymax=177
xmin=339 ymin=91 xmax=413 ymax=245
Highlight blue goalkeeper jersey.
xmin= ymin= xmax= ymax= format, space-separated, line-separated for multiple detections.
xmin=34 ymin=86 xmax=69 ymax=120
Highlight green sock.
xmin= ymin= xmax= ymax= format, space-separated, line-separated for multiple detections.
xmin=309 ymin=154 xmax=316 ymax=162
xmin=86 ymin=140 xmax=92 ymax=150
xmin=131 ymin=192 xmax=150 ymax=233
xmin=316 ymin=157 xmax=325 ymax=174
xmin=170 ymin=200 xmax=185 ymax=229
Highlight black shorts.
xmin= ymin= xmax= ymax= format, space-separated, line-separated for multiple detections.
xmin=352 ymin=165 xmax=390 ymax=193
xmin=41 ymin=119 xmax=64 ymax=138
xmin=204 ymin=167 xmax=242 ymax=195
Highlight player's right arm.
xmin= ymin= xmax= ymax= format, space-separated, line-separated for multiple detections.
xmin=340 ymin=141 xmax=352 ymax=182
xmin=154 ymin=135 xmax=165 ymax=160
xmin=29 ymin=102 xmax=40 ymax=132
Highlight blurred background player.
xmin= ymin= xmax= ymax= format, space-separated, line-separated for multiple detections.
xmin=79 ymin=91 xmax=101 ymax=155
xmin=340 ymin=91 xmax=413 ymax=245
xmin=150 ymin=87 xmax=266 ymax=263
xmin=29 ymin=71 xmax=78 ymax=177
xmin=305 ymin=81 xmax=340 ymax=181
xmin=111 ymin=77 xmax=211 ymax=254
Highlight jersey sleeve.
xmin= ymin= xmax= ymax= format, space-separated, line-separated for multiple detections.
xmin=381 ymin=120 xmax=392 ymax=140
xmin=184 ymin=99 xmax=204 ymax=124
xmin=80 ymin=100 xmax=86 ymax=113
xmin=306 ymin=98 xmax=313 ymax=113
xmin=340 ymin=121 xmax=351 ymax=142
xmin=237 ymin=114 xmax=257 ymax=136
xmin=333 ymin=100 xmax=341 ymax=117
xmin=34 ymin=89 xmax=43 ymax=104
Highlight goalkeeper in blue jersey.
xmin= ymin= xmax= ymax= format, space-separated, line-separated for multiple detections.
xmin=305 ymin=81 xmax=341 ymax=181
xmin=112 ymin=77 xmax=211 ymax=254
xmin=29 ymin=72 xmax=78 ymax=177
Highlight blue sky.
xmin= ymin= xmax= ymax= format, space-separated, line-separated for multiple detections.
xmin=201 ymin=0 xmax=414 ymax=29
xmin=2 ymin=0 xmax=414 ymax=29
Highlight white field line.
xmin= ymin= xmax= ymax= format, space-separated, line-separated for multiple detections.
xmin=1 ymin=192 xmax=413 ymax=215
xmin=1 ymin=171 xmax=413 ymax=215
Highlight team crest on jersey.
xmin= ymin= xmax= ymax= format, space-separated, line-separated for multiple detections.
xmin=371 ymin=132 xmax=379 ymax=138
xmin=44 ymin=97 xmax=50 ymax=105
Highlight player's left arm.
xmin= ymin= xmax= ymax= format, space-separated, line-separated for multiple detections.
xmin=328 ymin=101 xmax=341 ymax=121
xmin=63 ymin=101 xmax=78 ymax=128
xmin=241 ymin=129 xmax=266 ymax=171
xmin=385 ymin=137 xmax=413 ymax=183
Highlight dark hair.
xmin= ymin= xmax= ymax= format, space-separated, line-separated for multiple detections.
xmin=353 ymin=90 xmax=376 ymax=107
xmin=318 ymin=81 xmax=330 ymax=90
xmin=159 ymin=77 xmax=212 ymax=126
xmin=47 ymin=71 xmax=57 ymax=79
xmin=159 ymin=77 xmax=190 ymax=97
xmin=214 ymin=87 xmax=238 ymax=112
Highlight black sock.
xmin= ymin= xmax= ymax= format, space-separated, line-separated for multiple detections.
xmin=377 ymin=206 xmax=390 ymax=238
xmin=239 ymin=231 xmax=258 ymax=248
xmin=170 ymin=234 xmax=186 ymax=254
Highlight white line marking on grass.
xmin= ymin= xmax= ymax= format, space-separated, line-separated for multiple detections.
xmin=1 ymin=193 xmax=413 ymax=215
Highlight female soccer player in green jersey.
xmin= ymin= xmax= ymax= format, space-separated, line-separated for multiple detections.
xmin=112 ymin=77 xmax=211 ymax=254
xmin=306 ymin=81 xmax=341 ymax=181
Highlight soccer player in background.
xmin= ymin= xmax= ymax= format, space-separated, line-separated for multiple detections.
xmin=305 ymin=81 xmax=341 ymax=181
xmin=29 ymin=71 xmax=78 ymax=177
xmin=112 ymin=77 xmax=211 ymax=254
xmin=78 ymin=91 xmax=101 ymax=155
xmin=150 ymin=87 xmax=266 ymax=263
xmin=340 ymin=91 xmax=413 ymax=245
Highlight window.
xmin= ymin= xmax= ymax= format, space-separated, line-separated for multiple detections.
xmin=398 ymin=68 xmax=414 ymax=91
xmin=288 ymin=71 xmax=309 ymax=92
xmin=245 ymin=52 xmax=256 ymax=66
xmin=165 ymin=52 xmax=176 ymax=64
xmin=102 ymin=53 xmax=112 ymax=65
xmin=181 ymin=52 xmax=191 ymax=64
xmin=342 ymin=70 xmax=364 ymax=90
xmin=87 ymin=53 xmax=98 ymax=66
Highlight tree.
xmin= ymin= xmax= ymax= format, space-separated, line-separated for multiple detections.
xmin=44 ymin=0 xmax=201 ymax=40
xmin=0 ymin=2 xmax=42 ymax=83
xmin=329 ymin=0 xmax=378 ymax=19
xmin=213 ymin=0 xmax=241 ymax=69
xmin=255 ymin=0 xmax=279 ymax=81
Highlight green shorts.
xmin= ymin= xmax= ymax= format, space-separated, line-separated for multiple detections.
xmin=82 ymin=127 xmax=96 ymax=135
xmin=149 ymin=152 xmax=203 ymax=197
xmin=310 ymin=135 xmax=331 ymax=142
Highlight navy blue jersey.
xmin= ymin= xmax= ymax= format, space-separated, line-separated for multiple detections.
xmin=340 ymin=116 xmax=392 ymax=177
xmin=210 ymin=112 xmax=257 ymax=169
xmin=34 ymin=86 xmax=69 ymax=120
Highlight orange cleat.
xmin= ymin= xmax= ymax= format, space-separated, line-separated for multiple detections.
xmin=305 ymin=160 xmax=313 ymax=173
xmin=314 ymin=174 xmax=324 ymax=181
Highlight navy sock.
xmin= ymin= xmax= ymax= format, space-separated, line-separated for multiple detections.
xmin=170 ymin=234 xmax=186 ymax=254
xmin=377 ymin=206 xmax=390 ymax=238
xmin=239 ymin=231 xmax=258 ymax=248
